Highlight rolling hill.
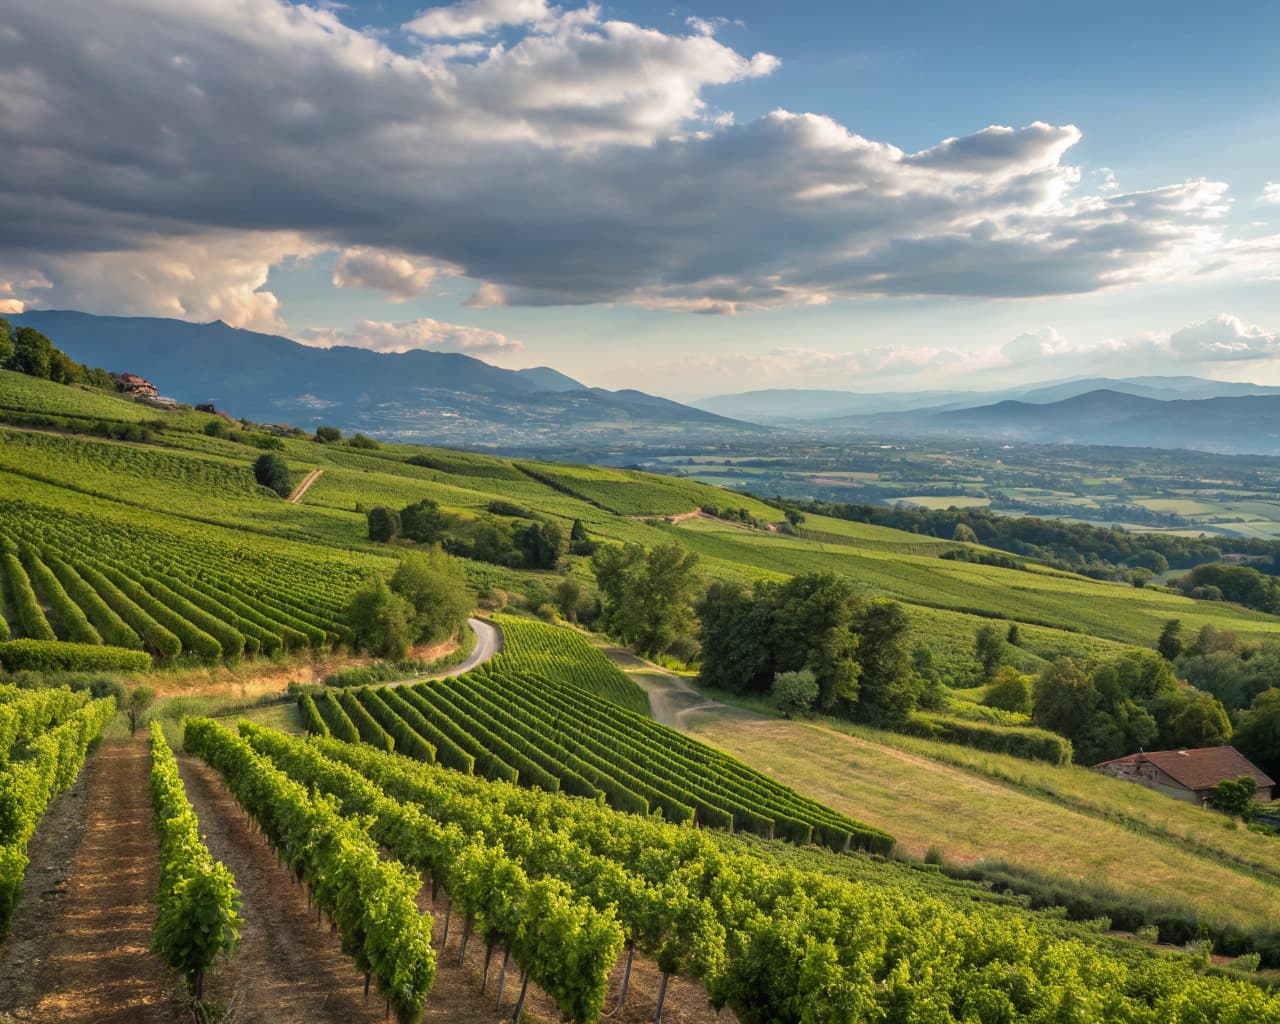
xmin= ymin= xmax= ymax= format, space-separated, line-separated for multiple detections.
xmin=10 ymin=310 xmax=759 ymax=446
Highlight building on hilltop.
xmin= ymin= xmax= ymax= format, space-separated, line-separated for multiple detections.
xmin=117 ymin=372 xmax=158 ymax=398
xmin=1094 ymin=746 xmax=1274 ymax=806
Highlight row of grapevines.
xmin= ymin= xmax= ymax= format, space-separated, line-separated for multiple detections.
xmin=148 ymin=725 xmax=241 ymax=997
xmin=297 ymin=726 xmax=1280 ymax=1024
xmin=0 ymin=696 xmax=115 ymax=936
xmin=324 ymin=664 xmax=887 ymax=853
xmin=241 ymin=723 xmax=623 ymax=1024
xmin=488 ymin=615 xmax=649 ymax=715
xmin=1 ymin=546 xmax=55 ymax=642
xmin=19 ymin=544 xmax=100 ymax=645
xmin=0 ymin=685 xmax=87 ymax=762
xmin=183 ymin=718 xmax=435 ymax=1023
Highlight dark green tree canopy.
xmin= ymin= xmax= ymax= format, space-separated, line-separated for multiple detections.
xmin=592 ymin=541 xmax=700 ymax=659
xmin=252 ymin=453 xmax=292 ymax=497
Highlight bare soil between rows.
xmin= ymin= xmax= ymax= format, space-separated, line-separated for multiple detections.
xmin=1 ymin=734 xmax=735 ymax=1024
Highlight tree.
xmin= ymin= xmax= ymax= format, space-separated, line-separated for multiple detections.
xmin=553 ymin=578 xmax=584 ymax=624
xmin=592 ymin=542 xmax=700 ymax=659
xmin=568 ymin=518 xmax=595 ymax=555
xmin=1170 ymin=693 xmax=1232 ymax=748
xmin=11 ymin=326 xmax=55 ymax=379
xmin=400 ymin=498 xmax=448 ymax=544
xmin=1207 ymin=777 xmax=1258 ymax=820
xmin=850 ymin=599 xmax=919 ymax=725
xmin=1032 ymin=657 xmax=1098 ymax=740
xmin=983 ymin=667 xmax=1032 ymax=713
xmin=515 ymin=520 xmax=563 ymax=570
xmin=367 ymin=506 xmax=401 ymax=543
xmin=389 ymin=548 xmax=474 ymax=646
xmin=314 ymin=425 xmax=342 ymax=443
xmin=1006 ymin=623 xmax=1021 ymax=647
xmin=695 ymin=581 xmax=772 ymax=693
xmin=1233 ymin=688 xmax=1280 ymax=780
xmin=127 ymin=686 xmax=155 ymax=735
xmin=952 ymin=523 xmax=979 ymax=544
xmin=771 ymin=669 xmax=818 ymax=718
xmin=0 ymin=317 xmax=12 ymax=368
xmin=253 ymin=453 xmax=292 ymax=497
xmin=346 ymin=578 xmax=414 ymax=659
xmin=974 ymin=624 xmax=1007 ymax=681
xmin=1158 ymin=619 xmax=1184 ymax=661
xmin=203 ymin=419 xmax=231 ymax=439
xmin=783 ymin=508 xmax=806 ymax=527
xmin=349 ymin=432 xmax=379 ymax=449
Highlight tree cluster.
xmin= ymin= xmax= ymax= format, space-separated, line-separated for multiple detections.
xmin=1031 ymin=650 xmax=1232 ymax=765
xmin=366 ymin=499 xmax=564 ymax=570
xmin=252 ymin=453 xmax=293 ymax=497
xmin=0 ymin=319 xmax=116 ymax=390
xmin=696 ymin=572 xmax=921 ymax=725
xmin=345 ymin=548 xmax=474 ymax=659
xmin=1175 ymin=562 xmax=1280 ymax=613
xmin=785 ymin=498 xmax=1269 ymax=580
xmin=591 ymin=542 xmax=701 ymax=660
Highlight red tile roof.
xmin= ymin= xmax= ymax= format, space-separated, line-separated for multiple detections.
xmin=1097 ymin=746 xmax=1274 ymax=793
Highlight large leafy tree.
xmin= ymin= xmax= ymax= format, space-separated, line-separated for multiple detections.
xmin=389 ymin=547 xmax=474 ymax=646
xmin=1234 ymin=688 xmax=1280 ymax=780
xmin=851 ymin=599 xmax=920 ymax=725
xmin=592 ymin=542 xmax=700 ymax=658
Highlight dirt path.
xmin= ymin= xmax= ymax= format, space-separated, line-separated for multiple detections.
xmin=603 ymin=646 xmax=734 ymax=728
xmin=0 ymin=739 xmax=182 ymax=1024
xmin=286 ymin=468 xmax=323 ymax=504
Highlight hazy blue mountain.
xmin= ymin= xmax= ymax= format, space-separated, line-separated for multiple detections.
xmin=700 ymin=376 xmax=1280 ymax=424
xmin=816 ymin=389 xmax=1280 ymax=454
xmin=12 ymin=310 xmax=755 ymax=445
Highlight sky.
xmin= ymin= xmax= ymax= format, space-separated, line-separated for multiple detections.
xmin=0 ymin=0 xmax=1277 ymax=400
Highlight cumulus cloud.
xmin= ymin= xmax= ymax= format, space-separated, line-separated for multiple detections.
xmin=300 ymin=317 xmax=524 ymax=355
xmin=404 ymin=0 xmax=549 ymax=39
xmin=1262 ymin=183 xmax=1280 ymax=205
xmin=331 ymin=248 xmax=458 ymax=301
xmin=1167 ymin=314 xmax=1279 ymax=361
xmin=0 ymin=0 xmax=1272 ymax=327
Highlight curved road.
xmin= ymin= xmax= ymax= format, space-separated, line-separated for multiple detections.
xmin=433 ymin=617 xmax=502 ymax=678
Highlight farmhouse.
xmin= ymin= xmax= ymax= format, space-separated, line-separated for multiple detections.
xmin=1094 ymin=746 xmax=1275 ymax=806
xmin=117 ymin=372 xmax=158 ymax=398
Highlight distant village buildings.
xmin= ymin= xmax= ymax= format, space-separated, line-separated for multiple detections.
xmin=1095 ymin=746 xmax=1275 ymax=806
xmin=117 ymin=373 xmax=158 ymax=398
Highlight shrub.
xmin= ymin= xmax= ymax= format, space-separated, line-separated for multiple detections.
xmin=1136 ymin=924 xmax=1160 ymax=944
xmin=314 ymin=425 xmax=342 ymax=443
xmin=904 ymin=713 xmax=1073 ymax=765
xmin=348 ymin=432 xmax=379 ymax=449
xmin=982 ymin=667 xmax=1032 ymax=714
xmin=771 ymin=669 xmax=819 ymax=718
xmin=252 ymin=453 xmax=292 ymax=497
xmin=0 ymin=640 xmax=151 ymax=673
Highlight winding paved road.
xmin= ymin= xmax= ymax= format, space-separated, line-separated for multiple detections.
xmin=436 ymin=617 xmax=502 ymax=677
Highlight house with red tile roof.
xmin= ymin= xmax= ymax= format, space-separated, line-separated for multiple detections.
xmin=1094 ymin=746 xmax=1274 ymax=806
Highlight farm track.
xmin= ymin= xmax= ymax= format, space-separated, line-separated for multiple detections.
xmin=286 ymin=468 xmax=324 ymax=504
xmin=0 ymin=739 xmax=182 ymax=1024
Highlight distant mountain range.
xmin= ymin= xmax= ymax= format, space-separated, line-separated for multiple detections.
xmin=806 ymin=389 xmax=1280 ymax=453
xmin=12 ymin=311 xmax=757 ymax=445
xmin=697 ymin=376 xmax=1280 ymax=423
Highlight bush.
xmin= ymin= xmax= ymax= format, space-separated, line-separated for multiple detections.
xmin=772 ymin=669 xmax=818 ymax=717
xmin=314 ymin=425 xmax=342 ymax=443
xmin=982 ymin=668 xmax=1032 ymax=714
xmin=253 ymin=453 xmax=292 ymax=497
xmin=348 ymin=433 xmax=379 ymax=449
xmin=1136 ymin=924 xmax=1160 ymax=944
xmin=0 ymin=640 xmax=151 ymax=673
xmin=904 ymin=713 xmax=1074 ymax=765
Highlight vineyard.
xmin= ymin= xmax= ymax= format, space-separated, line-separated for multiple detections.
xmin=0 ymin=494 xmax=364 ymax=670
xmin=301 ymin=634 xmax=892 ymax=853
xmin=183 ymin=717 xmax=1280 ymax=1024
xmin=0 ymin=685 xmax=114 ymax=936
xmin=488 ymin=615 xmax=649 ymax=714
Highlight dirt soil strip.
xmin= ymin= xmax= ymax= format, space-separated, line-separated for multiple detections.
xmin=179 ymin=748 xmax=734 ymax=1024
xmin=286 ymin=468 xmax=323 ymax=505
xmin=0 ymin=739 xmax=184 ymax=1024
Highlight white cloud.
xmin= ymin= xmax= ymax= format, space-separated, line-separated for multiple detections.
xmin=404 ymin=0 xmax=550 ymax=39
xmin=1262 ymin=183 xmax=1280 ymax=205
xmin=1168 ymin=314 xmax=1279 ymax=362
xmin=0 ymin=0 xmax=1272 ymax=327
xmin=300 ymin=317 xmax=524 ymax=355
xmin=331 ymin=248 xmax=458 ymax=301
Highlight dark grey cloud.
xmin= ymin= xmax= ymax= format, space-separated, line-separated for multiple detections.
xmin=0 ymin=0 xmax=1265 ymax=327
